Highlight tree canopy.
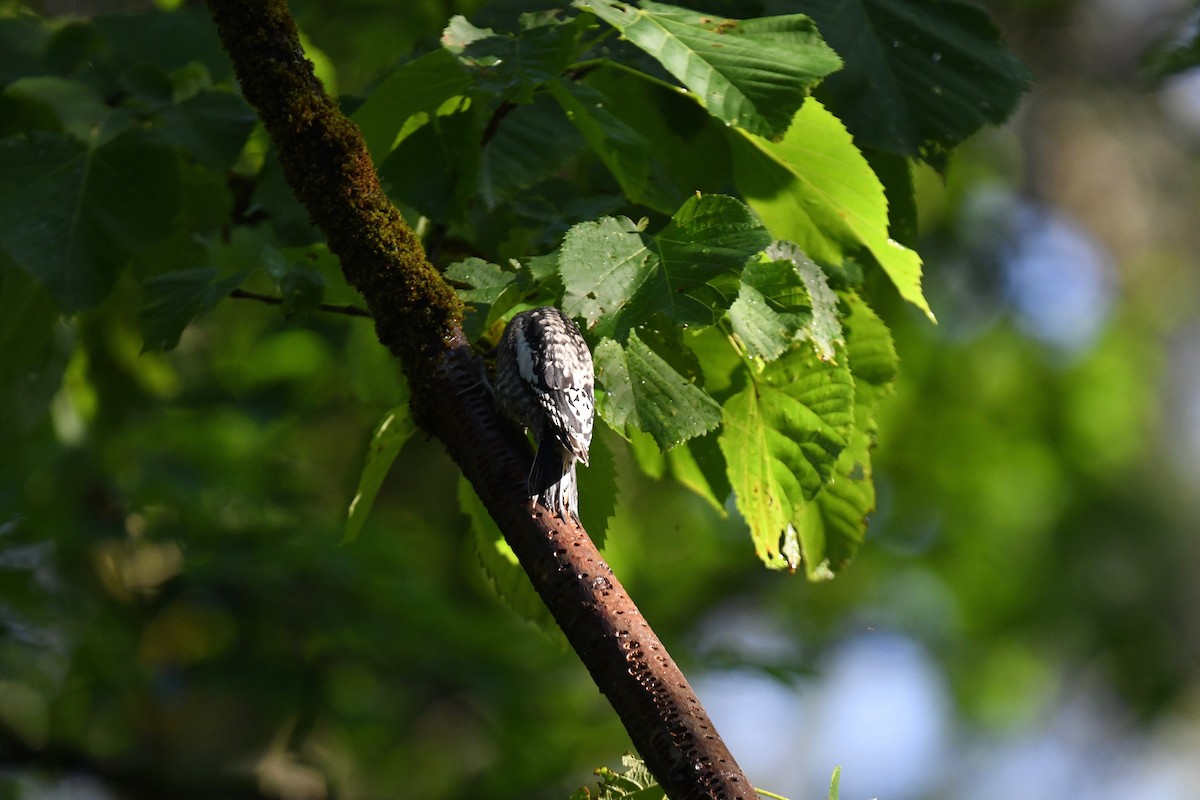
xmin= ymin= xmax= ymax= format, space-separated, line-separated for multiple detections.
xmin=3 ymin=1 xmax=1198 ymax=799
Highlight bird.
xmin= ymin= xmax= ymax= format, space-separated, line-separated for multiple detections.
xmin=493 ymin=307 xmax=594 ymax=521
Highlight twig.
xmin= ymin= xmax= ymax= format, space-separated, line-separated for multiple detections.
xmin=229 ymin=288 xmax=373 ymax=318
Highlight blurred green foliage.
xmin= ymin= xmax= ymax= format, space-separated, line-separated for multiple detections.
xmin=1 ymin=1 xmax=1196 ymax=799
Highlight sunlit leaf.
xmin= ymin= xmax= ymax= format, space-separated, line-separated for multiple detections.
xmin=560 ymin=194 xmax=769 ymax=338
xmin=594 ymin=332 xmax=721 ymax=450
xmin=445 ymin=257 xmax=521 ymax=341
xmin=572 ymin=753 xmax=664 ymax=800
xmin=719 ymin=346 xmax=854 ymax=568
xmin=576 ymin=0 xmax=841 ymax=139
xmin=794 ymin=293 xmax=897 ymax=578
xmin=731 ymin=99 xmax=934 ymax=321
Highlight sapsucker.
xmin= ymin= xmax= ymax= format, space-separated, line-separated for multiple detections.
xmin=494 ymin=306 xmax=594 ymax=521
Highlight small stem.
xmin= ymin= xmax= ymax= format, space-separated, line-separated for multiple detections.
xmin=229 ymin=288 xmax=373 ymax=318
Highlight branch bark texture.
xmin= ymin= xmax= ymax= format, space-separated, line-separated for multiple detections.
xmin=202 ymin=3 xmax=755 ymax=798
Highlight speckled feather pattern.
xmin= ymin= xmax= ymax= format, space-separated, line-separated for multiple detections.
xmin=495 ymin=307 xmax=594 ymax=519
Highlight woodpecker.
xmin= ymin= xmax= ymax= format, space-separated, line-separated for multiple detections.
xmin=494 ymin=307 xmax=594 ymax=521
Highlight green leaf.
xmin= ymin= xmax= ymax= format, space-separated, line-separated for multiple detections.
xmin=863 ymin=148 xmax=918 ymax=247
xmin=263 ymin=246 xmax=326 ymax=318
xmin=666 ymin=431 xmax=730 ymax=514
xmin=585 ymin=66 xmax=733 ymax=203
xmin=576 ymin=753 xmax=664 ymax=800
xmin=577 ymin=431 xmax=618 ymax=547
xmin=766 ymin=241 xmax=844 ymax=362
xmin=718 ymin=346 xmax=854 ymax=569
xmin=92 ymin=7 xmax=234 ymax=84
xmin=560 ymin=194 xmax=770 ymax=338
xmin=378 ymin=97 xmax=481 ymax=223
xmin=560 ymin=214 xmax=650 ymax=334
xmin=0 ymin=130 xmax=181 ymax=311
xmin=0 ymin=260 xmax=59 ymax=389
xmin=795 ymin=0 xmax=1031 ymax=159
xmin=0 ymin=77 xmax=113 ymax=143
xmin=548 ymin=79 xmax=675 ymax=213
xmin=728 ymin=242 xmax=843 ymax=364
xmin=731 ymin=99 xmax=934 ymax=321
xmin=478 ymin=92 xmax=584 ymax=207
xmin=458 ymin=476 xmax=561 ymax=635
xmin=161 ymin=88 xmax=257 ymax=168
xmin=442 ymin=12 xmax=587 ymax=104
xmin=351 ymin=48 xmax=473 ymax=164
xmin=576 ymin=0 xmax=841 ymax=139
xmin=594 ymin=331 xmax=722 ymax=450
xmin=0 ymin=16 xmax=50 ymax=85
xmin=794 ymin=293 xmax=898 ymax=578
xmin=344 ymin=401 xmax=416 ymax=544
xmin=828 ymin=765 xmax=842 ymax=800
xmin=139 ymin=267 xmax=246 ymax=351
xmin=444 ymin=257 xmax=521 ymax=341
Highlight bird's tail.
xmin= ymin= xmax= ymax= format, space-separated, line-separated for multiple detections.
xmin=528 ymin=439 xmax=579 ymax=521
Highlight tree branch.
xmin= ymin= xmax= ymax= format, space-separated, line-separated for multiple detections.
xmin=202 ymin=3 xmax=755 ymax=798
xmin=229 ymin=287 xmax=372 ymax=317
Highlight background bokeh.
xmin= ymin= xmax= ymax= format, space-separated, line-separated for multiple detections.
xmin=3 ymin=1 xmax=1200 ymax=798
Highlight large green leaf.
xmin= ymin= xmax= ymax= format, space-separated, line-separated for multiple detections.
xmin=477 ymin=92 xmax=584 ymax=208
xmin=1 ymin=76 xmax=113 ymax=143
xmin=0 ymin=130 xmax=181 ymax=311
xmin=718 ymin=346 xmax=854 ymax=569
xmin=559 ymin=194 xmax=770 ymax=338
xmin=594 ymin=332 xmax=722 ymax=450
xmin=794 ymin=0 xmax=1031 ymax=159
xmin=731 ymin=98 xmax=934 ymax=320
xmin=794 ymin=292 xmax=897 ymax=578
xmin=576 ymin=0 xmax=841 ymax=139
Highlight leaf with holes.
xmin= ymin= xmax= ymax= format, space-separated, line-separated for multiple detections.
xmin=560 ymin=194 xmax=770 ymax=339
xmin=594 ymin=332 xmax=721 ymax=450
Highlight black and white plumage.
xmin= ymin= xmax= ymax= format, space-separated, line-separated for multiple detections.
xmin=494 ymin=307 xmax=594 ymax=521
